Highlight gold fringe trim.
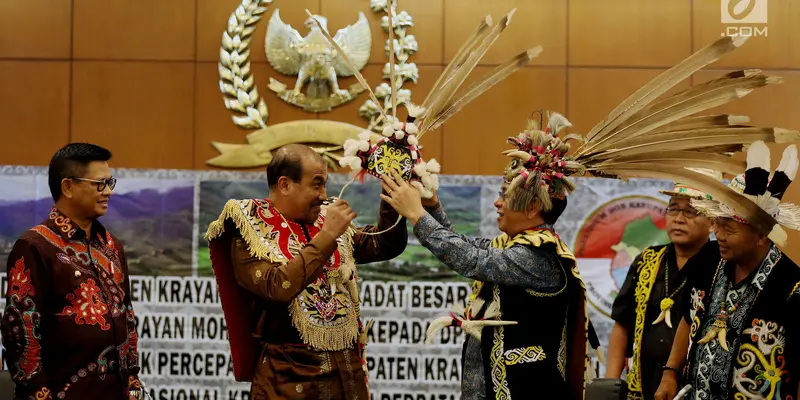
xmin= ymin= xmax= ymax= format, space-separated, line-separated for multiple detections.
xmin=205 ymin=199 xmax=286 ymax=263
xmin=288 ymin=295 xmax=360 ymax=351
xmin=206 ymin=199 xmax=363 ymax=351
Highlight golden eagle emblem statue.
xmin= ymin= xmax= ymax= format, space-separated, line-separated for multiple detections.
xmin=266 ymin=10 xmax=372 ymax=112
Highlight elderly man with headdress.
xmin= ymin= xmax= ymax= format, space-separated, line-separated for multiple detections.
xmin=605 ymin=170 xmax=721 ymax=400
xmin=379 ymin=32 xmax=800 ymax=400
xmin=380 ymin=114 xmax=591 ymax=399
xmin=654 ymin=142 xmax=800 ymax=400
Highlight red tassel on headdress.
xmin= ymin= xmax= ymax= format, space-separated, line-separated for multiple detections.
xmin=355 ymin=169 xmax=368 ymax=183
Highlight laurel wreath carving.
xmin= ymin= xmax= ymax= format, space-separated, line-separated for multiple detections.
xmin=362 ymin=0 xmax=420 ymax=132
xmin=219 ymin=0 xmax=273 ymax=130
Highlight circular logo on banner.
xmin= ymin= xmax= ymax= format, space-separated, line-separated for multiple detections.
xmin=573 ymin=195 xmax=669 ymax=317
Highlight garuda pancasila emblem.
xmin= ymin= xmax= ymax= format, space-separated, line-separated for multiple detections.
xmin=208 ymin=0 xmax=412 ymax=169
xmin=266 ymin=10 xmax=372 ymax=112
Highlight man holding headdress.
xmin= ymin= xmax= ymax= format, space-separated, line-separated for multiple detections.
xmin=605 ymin=170 xmax=721 ymax=400
xmin=205 ymin=144 xmax=408 ymax=399
xmin=655 ymin=142 xmax=800 ymax=400
xmin=380 ymin=113 xmax=591 ymax=399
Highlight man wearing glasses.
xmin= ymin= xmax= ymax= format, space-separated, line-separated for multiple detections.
xmin=603 ymin=169 xmax=721 ymax=400
xmin=1 ymin=143 xmax=141 ymax=400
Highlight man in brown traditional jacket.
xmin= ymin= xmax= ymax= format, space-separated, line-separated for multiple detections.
xmin=1 ymin=143 xmax=141 ymax=400
xmin=206 ymin=144 xmax=408 ymax=399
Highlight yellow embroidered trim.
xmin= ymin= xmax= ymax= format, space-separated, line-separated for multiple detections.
xmin=789 ymin=280 xmax=800 ymax=300
xmin=737 ymin=343 xmax=784 ymax=399
xmin=489 ymin=284 xmax=511 ymax=400
xmin=504 ymin=346 xmax=546 ymax=365
xmin=476 ymin=228 xmax=590 ymax=399
xmin=626 ymin=247 xmax=666 ymax=395
xmin=558 ymin=321 xmax=567 ymax=379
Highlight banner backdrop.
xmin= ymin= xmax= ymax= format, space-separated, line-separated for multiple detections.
xmin=0 ymin=166 xmax=674 ymax=399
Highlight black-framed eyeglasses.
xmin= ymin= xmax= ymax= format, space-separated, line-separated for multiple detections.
xmin=70 ymin=177 xmax=117 ymax=192
xmin=666 ymin=206 xmax=699 ymax=219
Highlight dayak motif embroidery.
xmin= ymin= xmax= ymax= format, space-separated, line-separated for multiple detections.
xmin=628 ymin=247 xmax=666 ymax=395
xmin=504 ymin=346 xmax=546 ymax=365
xmin=732 ymin=319 xmax=788 ymax=399
xmin=57 ymin=279 xmax=111 ymax=330
xmin=690 ymin=287 xmax=707 ymax=338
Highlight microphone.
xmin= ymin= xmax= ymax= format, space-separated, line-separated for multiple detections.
xmin=673 ymin=384 xmax=692 ymax=400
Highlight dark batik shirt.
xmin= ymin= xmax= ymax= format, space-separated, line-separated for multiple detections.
xmin=413 ymin=203 xmax=565 ymax=400
xmin=1 ymin=207 xmax=140 ymax=400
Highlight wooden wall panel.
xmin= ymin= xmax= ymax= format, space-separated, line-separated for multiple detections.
xmin=73 ymin=0 xmax=196 ymax=60
xmin=71 ymin=62 xmax=195 ymax=169
xmin=0 ymin=61 xmax=70 ymax=165
xmin=322 ymin=0 xmax=444 ymax=65
xmin=444 ymin=0 xmax=566 ymax=66
xmin=0 ymin=0 xmax=71 ymax=59
xmin=197 ymin=0 xmax=320 ymax=63
xmin=569 ymin=0 xmax=691 ymax=67
xmin=567 ymin=68 xmax=693 ymax=135
xmin=443 ymin=67 xmax=567 ymax=175
xmin=693 ymin=0 xmax=799 ymax=69
xmin=322 ymin=65 xmax=445 ymax=165
xmin=194 ymin=61 xmax=314 ymax=170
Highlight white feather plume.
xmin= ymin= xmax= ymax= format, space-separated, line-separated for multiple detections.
xmin=425 ymin=316 xmax=455 ymax=344
xmin=747 ymin=141 xmax=771 ymax=171
xmin=414 ymin=163 xmax=429 ymax=177
xmin=426 ymin=159 xmax=441 ymax=173
xmin=394 ymin=130 xmax=405 ymax=140
xmin=547 ymin=112 xmax=573 ymax=135
xmin=343 ymin=139 xmax=359 ymax=156
xmin=777 ymin=145 xmax=799 ymax=181
xmin=393 ymin=121 xmax=404 ymax=130
xmin=405 ymin=103 xmax=426 ymax=118
xmin=339 ymin=156 xmax=354 ymax=168
xmin=358 ymin=140 xmax=370 ymax=152
xmin=430 ymin=174 xmax=440 ymax=190
xmin=358 ymin=130 xmax=373 ymax=141
xmin=408 ymin=135 xmax=419 ymax=146
xmin=382 ymin=124 xmax=394 ymax=137
xmin=349 ymin=158 xmax=362 ymax=170
xmin=405 ymin=122 xmax=419 ymax=134
xmin=422 ymin=175 xmax=434 ymax=190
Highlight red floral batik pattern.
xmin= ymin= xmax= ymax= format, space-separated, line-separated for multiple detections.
xmin=57 ymin=279 xmax=111 ymax=330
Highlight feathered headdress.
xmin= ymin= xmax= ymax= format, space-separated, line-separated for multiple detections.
xmin=500 ymin=35 xmax=800 ymax=245
xmin=307 ymin=6 xmax=542 ymax=198
xmin=691 ymin=141 xmax=800 ymax=234
xmin=501 ymin=111 xmax=586 ymax=212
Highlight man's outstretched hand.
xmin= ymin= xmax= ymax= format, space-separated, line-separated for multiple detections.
xmin=380 ymin=172 xmax=427 ymax=225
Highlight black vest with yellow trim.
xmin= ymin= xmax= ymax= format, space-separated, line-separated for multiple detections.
xmin=471 ymin=229 xmax=588 ymax=400
xmin=625 ymin=245 xmax=668 ymax=399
